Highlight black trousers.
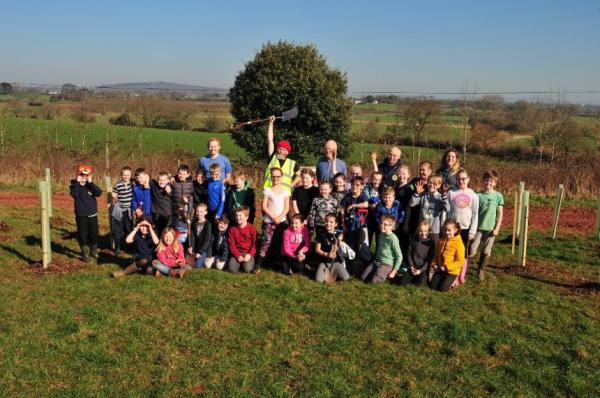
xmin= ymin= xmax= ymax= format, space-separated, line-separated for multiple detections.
xmin=153 ymin=213 xmax=171 ymax=235
xmin=282 ymin=256 xmax=305 ymax=274
xmin=429 ymin=271 xmax=456 ymax=292
xmin=76 ymin=215 xmax=99 ymax=247
xmin=398 ymin=269 xmax=428 ymax=286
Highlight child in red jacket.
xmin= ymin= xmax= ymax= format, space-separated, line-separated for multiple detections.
xmin=227 ymin=206 xmax=257 ymax=273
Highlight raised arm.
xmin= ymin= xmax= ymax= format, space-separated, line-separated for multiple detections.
xmin=267 ymin=115 xmax=275 ymax=157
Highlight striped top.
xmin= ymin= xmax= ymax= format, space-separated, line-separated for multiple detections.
xmin=114 ymin=181 xmax=133 ymax=208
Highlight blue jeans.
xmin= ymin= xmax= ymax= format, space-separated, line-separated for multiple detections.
xmin=152 ymin=260 xmax=172 ymax=275
xmin=194 ymin=253 xmax=208 ymax=268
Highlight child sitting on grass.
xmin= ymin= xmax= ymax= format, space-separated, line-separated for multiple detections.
xmin=205 ymin=215 xmax=230 ymax=270
xmin=429 ymin=219 xmax=465 ymax=292
xmin=70 ymin=164 xmax=102 ymax=263
xmin=361 ymin=215 xmax=403 ymax=284
xmin=399 ymin=220 xmax=435 ymax=287
xmin=113 ymin=217 xmax=159 ymax=278
xmin=470 ymin=170 xmax=504 ymax=281
xmin=281 ymin=214 xmax=311 ymax=275
xmin=152 ymin=227 xmax=191 ymax=278
xmin=111 ymin=166 xmax=133 ymax=257
xmin=227 ymin=206 xmax=257 ymax=273
xmin=188 ymin=203 xmax=213 ymax=268
xmin=314 ymin=213 xmax=351 ymax=284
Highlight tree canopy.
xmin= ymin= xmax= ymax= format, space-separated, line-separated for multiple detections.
xmin=229 ymin=41 xmax=352 ymax=162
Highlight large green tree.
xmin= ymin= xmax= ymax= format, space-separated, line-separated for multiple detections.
xmin=229 ymin=41 xmax=352 ymax=162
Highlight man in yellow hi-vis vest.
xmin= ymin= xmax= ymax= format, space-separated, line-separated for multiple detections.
xmin=263 ymin=115 xmax=300 ymax=193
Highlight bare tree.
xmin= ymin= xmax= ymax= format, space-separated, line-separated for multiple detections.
xmin=459 ymin=81 xmax=478 ymax=162
xmin=402 ymin=96 xmax=441 ymax=147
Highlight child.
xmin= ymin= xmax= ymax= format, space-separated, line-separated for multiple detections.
xmin=227 ymin=206 xmax=257 ymax=273
xmin=373 ymin=187 xmax=404 ymax=238
xmin=112 ymin=217 xmax=159 ymax=278
xmin=340 ymin=176 xmax=369 ymax=264
xmin=394 ymin=165 xmax=414 ymax=255
xmin=332 ymin=172 xmax=348 ymax=204
xmin=133 ymin=167 xmax=146 ymax=187
xmin=361 ymin=215 xmax=403 ymax=283
xmin=405 ymin=161 xmax=433 ymax=235
xmin=399 ymin=221 xmax=435 ymax=286
xmin=307 ymin=181 xmax=339 ymax=239
xmin=152 ymin=227 xmax=191 ymax=278
xmin=111 ymin=166 xmax=133 ymax=257
xmin=445 ymin=168 xmax=479 ymax=284
xmin=132 ymin=170 xmax=152 ymax=219
xmin=205 ymin=215 xmax=230 ymax=270
xmin=430 ymin=219 xmax=465 ymax=292
xmin=364 ymin=171 xmax=383 ymax=202
xmin=149 ymin=171 xmax=173 ymax=234
xmin=256 ymin=167 xmax=290 ymax=271
xmin=171 ymin=164 xmax=194 ymax=220
xmin=172 ymin=206 xmax=191 ymax=250
xmin=281 ymin=214 xmax=311 ymax=275
xmin=225 ymin=169 xmax=256 ymax=225
xmin=408 ymin=174 xmax=448 ymax=242
xmin=69 ymin=164 xmax=102 ymax=263
xmin=189 ymin=203 xmax=213 ymax=268
xmin=291 ymin=168 xmax=319 ymax=220
xmin=193 ymin=169 xmax=208 ymax=206
xmin=314 ymin=214 xmax=351 ymax=284
xmin=470 ymin=170 xmax=504 ymax=280
xmin=207 ymin=163 xmax=225 ymax=220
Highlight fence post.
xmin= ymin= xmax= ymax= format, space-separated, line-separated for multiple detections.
xmin=104 ymin=176 xmax=114 ymax=250
xmin=516 ymin=181 xmax=525 ymax=239
xmin=518 ymin=191 xmax=530 ymax=267
xmin=596 ymin=193 xmax=600 ymax=240
xmin=511 ymin=190 xmax=519 ymax=255
xmin=45 ymin=168 xmax=52 ymax=218
xmin=39 ymin=181 xmax=51 ymax=268
xmin=551 ymin=184 xmax=564 ymax=239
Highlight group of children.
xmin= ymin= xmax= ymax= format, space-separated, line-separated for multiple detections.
xmin=70 ymin=146 xmax=504 ymax=292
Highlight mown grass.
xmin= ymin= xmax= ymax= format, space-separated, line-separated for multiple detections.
xmin=0 ymin=201 xmax=598 ymax=396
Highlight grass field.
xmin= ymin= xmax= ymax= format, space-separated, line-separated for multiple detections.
xmin=0 ymin=197 xmax=598 ymax=396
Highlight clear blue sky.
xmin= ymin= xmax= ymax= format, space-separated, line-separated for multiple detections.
xmin=1 ymin=0 xmax=599 ymax=103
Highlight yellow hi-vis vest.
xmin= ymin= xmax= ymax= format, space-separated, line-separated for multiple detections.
xmin=263 ymin=156 xmax=296 ymax=193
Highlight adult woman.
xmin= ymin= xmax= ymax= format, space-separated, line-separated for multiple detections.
xmin=437 ymin=148 xmax=461 ymax=189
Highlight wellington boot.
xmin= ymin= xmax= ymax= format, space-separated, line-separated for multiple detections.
xmin=81 ymin=245 xmax=91 ymax=263
xmin=478 ymin=255 xmax=490 ymax=281
xmin=90 ymin=244 xmax=99 ymax=260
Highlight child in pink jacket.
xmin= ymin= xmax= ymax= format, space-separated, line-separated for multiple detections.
xmin=281 ymin=214 xmax=311 ymax=275
xmin=152 ymin=227 xmax=191 ymax=278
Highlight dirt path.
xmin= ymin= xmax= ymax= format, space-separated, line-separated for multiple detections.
xmin=0 ymin=192 xmax=596 ymax=233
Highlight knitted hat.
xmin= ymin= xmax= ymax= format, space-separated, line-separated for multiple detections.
xmin=276 ymin=140 xmax=292 ymax=153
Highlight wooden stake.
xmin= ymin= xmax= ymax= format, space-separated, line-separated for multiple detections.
xmin=39 ymin=181 xmax=51 ymax=268
xmin=551 ymin=184 xmax=564 ymax=239
xmin=105 ymin=176 xmax=114 ymax=250
xmin=596 ymin=193 xmax=600 ymax=240
xmin=511 ymin=190 xmax=519 ymax=255
xmin=518 ymin=191 xmax=529 ymax=267
xmin=516 ymin=181 xmax=525 ymax=239
xmin=45 ymin=168 xmax=52 ymax=218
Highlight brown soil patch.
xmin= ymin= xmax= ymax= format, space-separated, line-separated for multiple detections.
xmin=0 ymin=192 xmax=107 ymax=209
xmin=0 ymin=221 xmax=11 ymax=232
xmin=26 ymin=258 xmax=86 ymax=276
xmin=502 ymin=206 xmax=596 ymax=234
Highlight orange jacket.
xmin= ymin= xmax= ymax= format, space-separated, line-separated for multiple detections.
xmin=432 ymin=235 xmax=465 ymax=276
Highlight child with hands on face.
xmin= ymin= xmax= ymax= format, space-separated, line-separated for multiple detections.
xmin=113 ymin=217 xmax=159 ymax=278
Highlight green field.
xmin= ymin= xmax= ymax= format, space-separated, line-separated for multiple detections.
xmin=0 ymin=200 xmax=598 ymax=396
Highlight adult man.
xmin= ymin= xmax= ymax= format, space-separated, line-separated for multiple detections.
xmin=371 ymin=146 xmax=402 ymax=189
xmin=197 ymin=138 xmax=232 ymax=183
xmin=316 ymin=140 xmax=347 ymax=183
xmin=263 ymin=115 xmax=300 ymax=193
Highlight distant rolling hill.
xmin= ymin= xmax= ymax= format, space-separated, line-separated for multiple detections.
xmin=96 ymin=81 xmax=227 ymax=94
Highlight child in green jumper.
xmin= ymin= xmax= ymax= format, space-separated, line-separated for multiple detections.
xmin=361 ymin=214 xmax=403 ymax=283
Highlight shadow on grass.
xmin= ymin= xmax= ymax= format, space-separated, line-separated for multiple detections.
xmin=0 ymin=243 xmax=37 ymax=263
xmin=494 ymin=264 xmax=600 ymax=294
xmin=25 ymin=235 xmax=81 ymax=259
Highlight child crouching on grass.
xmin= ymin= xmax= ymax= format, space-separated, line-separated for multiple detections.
xmin=112 ymin=217 xmax=159 ymax=278
xmin=361 ymin=215 xmax=402 ymax=284
xmin=281 ymin=214 xmax=311 ymax=275
xmin=152 ymin=227 xmax=191 ymax=278
xmin=314 ymin=213 xmax=350 ymax=284
xmin=70 ymin=164 xmax=102 ymax=263
xmin=429 ymin=219 xmax=465 ymax=292
xmin=205 ymin=215 xmax=230 ymax=270
xmin=398 ymin=220 xmax=434 ymax=287
xmin=227 ymin=206 xmax=257 ymax=273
